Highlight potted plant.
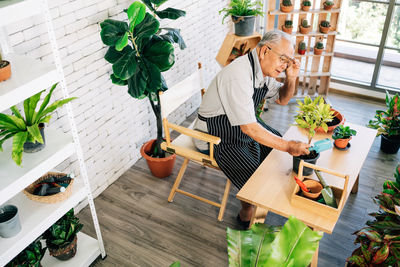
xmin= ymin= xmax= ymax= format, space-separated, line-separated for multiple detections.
xmin=6 ymin=238 xmax=46 ymax=267
xmin=320 ymin=20 xmax=331 ymax=33
xmin=298 ymin=41 xmax=306 ymax=55
xmin=219 ymin=0 xmax=264 ymax=36
xmin=332 ymin=125 xmax=357 ymax=149
xmin=314 ymin=41 xmax=324 ymax=55
xmin=368 ymin=91 xmax=400 ymax=154
xmin=100 ymin=1 xmax=186 ymax=178
xmin=299 ymin=19 xmax=311 ymax=34
xmin=43 ymin=209 xmax=83 ymax=261
xmin=323 ymin=0 xmax=334 ymax=10
xmin=282 ymin=19 xmax=293 ymax=34
xmin=280 ymin=0 xmax=294 ymax=13
xmin=0 ymin=83 xmax=75 ymax=166
xmin=292 ymin=96 xmax=334 ymax=175
xmin=227 ymin=216 xmax=323 ymax=266
xmin=346 ymin=164 xmax=400 ymax=266
xmin=301 ymin=0 xmax=312 ymax=11
xmin=0 ymin=51 xmax=11 ymax=82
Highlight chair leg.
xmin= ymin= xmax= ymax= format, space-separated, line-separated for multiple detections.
xmin=218 ymin=179 xmax=231 ymax=221
xmin=168 ymin=158 xmax=189 ymax=202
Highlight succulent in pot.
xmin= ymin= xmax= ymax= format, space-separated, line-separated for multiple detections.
xmin=0 ymin=51 xmax=11 ymax=82
xmin=300 ymin=19 xmax=311 ymax=34
xmin=298 ymin=41 xmax=306 ymax=55
xmin=323 ymin=0 xmax=334 ymax=10
xmin=282 ymin=20 xmax=293 ymax=34
xmin=280 ymin=0 xmax=294 ymax=12
xmin=6 ymin=238 xmax=46 ymax=267
xmin=301 ymin=0 xmax=312 ymax=11
xmin=314 ymin=41 xmax=324 ymax=55
xmin=332 ymin=125 xmax=357 ymax=149
xmin=320 ymin=20 xmax=331 ymax=33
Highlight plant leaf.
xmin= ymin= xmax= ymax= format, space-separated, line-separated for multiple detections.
xmin=10 ymin=106 xmax=23 ymax=120
xmin=141 ymin=0 xmax=155 ymax=11
xmin=127 ymin=1 xmax=146 ymax=32
xmin=100 ymin=19 xmax=129 ymax=46
xmin=372 ymin=243 xmax=389 ymax=264
xmin=34 ymin=83 xmax=58 ymax=124
xmin=12 ymin=131 xmax=28 ymax=166
xmin=0 ymin=132 xmax=15 ymax=151
xmin=133 ymin=13 xmax=159 ymax=44
xmin=347 ymin=255 xmax=368 ymax=267
xmin=110 ymin=74 xmax=128 ymax=85
xmin=115 ymin=32 xmax=129 ymax=51
xmin=0 ymin=113 xmax=25 ymax=130
xmin=159 ymin=27 xmax=186 ymax=49
xmin=143 ymin=39 xmax=175 ymax=72
xmin=150 ymin=0 xmax=168 ymax=5
xmin=27 ymin=124 xmax=44 ymax=144
xmin=155 ymin=8 xmax=186 ymax=20
xmin=105 ymin=45 xmax=133 ymax=64
xmin=112 ymin=49 xmax=137 ymax=80
xmin=127 ymin=63 xmax=148 ymax=98
xmin=38 ymin=97 xmax=77 ymax=122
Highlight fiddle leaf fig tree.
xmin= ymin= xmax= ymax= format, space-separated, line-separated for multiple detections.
xmin=100 ymin=0 xmax=186 ymax=157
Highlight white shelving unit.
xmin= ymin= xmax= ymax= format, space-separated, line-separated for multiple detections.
xmin=0 ymin=0 xmax=106 ymax=266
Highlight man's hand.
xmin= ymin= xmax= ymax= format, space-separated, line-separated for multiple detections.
xmin=285 ymin=59 xmax=300 ymax=79
xmin=287 ymin=140 xmax=310 ymax=156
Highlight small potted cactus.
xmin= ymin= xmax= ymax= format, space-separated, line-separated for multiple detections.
xmin=280 ymin=0 xmax=294 ymax=13
xmin=299 ymin=19 xmax=311 ymax=34
xmin=301 ymin=0 xmax=312 ymax=11
xmin=0 ymin=51 xmax=11 ymax=82
xmin=298 ymin=41 xmax=306 ymax=55
xmin=314 ymin=41 xmax=324 ymax=55
xmin=282 ymin=20 xmax=293 ymax=34
xmin=320 ymin=20 xmax=331 ymax=33
xmin=323 ymin=0 xmax=334 ymax=10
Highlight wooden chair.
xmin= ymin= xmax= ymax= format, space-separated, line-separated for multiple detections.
xmin=159 ymin=63 xmax=231 ymax=221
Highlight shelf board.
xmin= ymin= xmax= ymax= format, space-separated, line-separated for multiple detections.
xmin=0 ymin=181 xmax=87 ymax=266
xmin=295 ymin=52 xmax=334 ymax=57
xmin=278 ymin=71 xmax=331 ymax=78
xmin=0 ymin=128 xmax=74 ymax=206
xmin=0 ymin=0 xmax=42 ymax=27
xmin=294 ymin=31 xmax=337 ymax=37
xmin=0 ymin=54 xmax=59 ymax=112
xmin=269 ymin=8 xmax=340 ymax=15
xmin=41 ymin=232 xmax=101 ymax=267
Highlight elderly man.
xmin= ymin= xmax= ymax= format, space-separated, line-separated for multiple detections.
xmin=194 ymin=30 xmax=310 ymax=227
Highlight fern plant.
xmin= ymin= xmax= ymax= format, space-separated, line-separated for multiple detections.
xmin=219 ymin=0 xmax=264 ymax=23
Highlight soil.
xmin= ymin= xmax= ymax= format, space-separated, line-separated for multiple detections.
xmin=327 ymin=116 xmax=340 ymax=126
xmin=0 ymin=60 xmax=9 ymax=68
xmin=299 ymin=150 xmax=318 ymax=160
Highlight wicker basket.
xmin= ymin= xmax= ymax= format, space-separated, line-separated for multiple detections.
xmin=23 ymin=172 xmax=74 ymax=204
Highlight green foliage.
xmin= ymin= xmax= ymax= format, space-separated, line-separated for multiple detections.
xmin=43 ymin=209 xmax=83 ymax=249
xmin=368 ymin=91 xmax=400 ymax=137
xmin=6 ymin=238 xmax=46 ymax=267
xmin=299 ymin=41 xmax=306 ymax=50
xmin=302 ymin=0 xmax=311 ymax=6
xmin=219 ymin=0 xmax=264 ymax=23
xmin=140 ymin=0 xmax=186 ymax=20
xmin=320 ymin=20 xmax=330 ymax=27
xmin=226 ymin=216 xmax=323 ymax=267
xmin=293 ymin=96 xmax=334 ymax=144
xmin=315 ymin=41 xmax=324 ymax=49
xmin=282 ymin=0 xmax=292 ymax=7
xmin=0 ymin=83 xmax=76 ymax=166
xmin=324 ymin=0 xmax=334 ymax=6
xmin=169 ymin=262 xmax=181 ymax=267
xmin=332 ymin=125 xmax=357 ymax=140
xmin=301 ymin=19 xmax=310 ymax=28
xmin=284 ymin=20 xmax=293 ymax=28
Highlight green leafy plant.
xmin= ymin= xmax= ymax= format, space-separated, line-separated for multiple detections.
xmin=231 ymin=43 xmax=251 ymax=57
xmin=320 ymin=20 xmax=331 ymax=27
xmin=368 ymin=91 xmax=400 ymax=137
xmin=6 ymin=238 xmax=46 ymax=267
xmin=302 ymin=0 xmax=311 ymax=6
xmin=293 ymin=96 xmax=335 ymax=144
xmin=226 ymin=216 xmax=323 ymax=267
xmin=43 ymin=209 xmax=83 ymax=249
xmin=302 ymin=19 xmax=310 ymax=28
xmin=0 ymin=83 xmax=76 ymax=165
xmin=284 ymin=20 xmax=293 ymax=28
xmin=332 ymin=125 xmax=357 ymax=140
xmin=315 ymin=41 xmax=324 ymax=49
xmin=282 ymin=0 xmax=293 ymax=6
xmin=324 ymin=0 xmax=334 ymax=6
xmin=100 ymin=0 xmax=186 ymax=158
xmin=347 ymin=163 xmax=400 ymax=266
xmin=219 ymin=0 xmax=264 ymax=23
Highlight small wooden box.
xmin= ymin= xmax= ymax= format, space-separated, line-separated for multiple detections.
xmin=291 ymin=161 xmax=349 ymax=219
xmin=215 ymin=32 xmax=262 ymax=67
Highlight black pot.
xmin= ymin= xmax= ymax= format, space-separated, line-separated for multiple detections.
xmin=46 ymin=234 xmax=77 ymax=261
xmin=23 ymin=123 xmax=46 ymax=153
xmin=293 ymin=151 xmax=320 ymax=176
xmin=380 ymin=134 xmax=400 ymax=154
xmin=231 ymin=15 xmax=255 ymax=36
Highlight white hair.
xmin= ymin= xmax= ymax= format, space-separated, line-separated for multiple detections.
xmin=258 ymin=30 xmax=294 ymax=47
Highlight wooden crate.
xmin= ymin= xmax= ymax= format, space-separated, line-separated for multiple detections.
xmin=291 ymin=160 xmax=349 ymax=219
xmin=215 ymin=32 xmax=262 ymax=67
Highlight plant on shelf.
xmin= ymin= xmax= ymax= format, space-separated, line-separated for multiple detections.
xmin=0 ymin=51 xmax=11 ymax=82
xmin=332 ymin=125 xmax=357 ymax=149
xmin=368 ymin=91 xmax=400 ymax=154
xmin=314 ymin=41 xmax=324 ymax=55
xmin=282 ymin=19 xmax=293 ymax=34
xmin=280 ymin=0 xmax=294 ymax=13
xmin=323 ymin=0 xmax=334 ymax=10
xmin=100 ymin=0 xmax=186 ymax=178
xmin=0 ymin=83 xmax=76 ymax=166
xmin=43 ymin=209 xmax=83 ymax=261
xmin=298 ymin=41 xmax=306 ymax=55
xmin=300 ymin=19 xmax=311 ymax=34
xmin=6 ymin=238 xmax=46 ymax=267
xmin=320 ymin=20 xmax=331 ymax=33
xmin=301 ymin=0 xmax=312 ymax=11
xmin=227 ymin=216 xmax=323 ymax=267
xmin=347 ymin=163 xmax=400 ymax=266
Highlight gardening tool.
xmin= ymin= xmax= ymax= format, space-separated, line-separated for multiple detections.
xmin=294 ymin=176 xmax=309 ymax=192
xmin=309 ymin=138 xmax=333 ymax=153
xmin=314 ymin=170 xmax=337 ymax=208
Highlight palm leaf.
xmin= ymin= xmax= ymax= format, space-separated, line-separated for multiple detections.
xmin=27 ymin=124 xmax=44 ymax=144
xmin=10 ymin=106 xmax=24 ymax=120
xmin=38 ymin=115 xmax=51 ymax=124
xmin=23 ymin=91 xmax=43 ymax=125
xmin=11 ymin=131 xmax=28 ymax=166
xmin=38 ymin=97 xmax=77 ymax=122
xmin=227 ymin=228 xmax=256 ymax=267
xmin=33 ymin=83 xmax=58 ymax=124
xmin=0 ymin=113 xmax=26 ymax=130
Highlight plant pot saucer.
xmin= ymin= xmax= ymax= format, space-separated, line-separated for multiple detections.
xmin=333 ymin=141 xmax=350 ymax=151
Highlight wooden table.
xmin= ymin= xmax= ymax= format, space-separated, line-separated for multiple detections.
xmin=236 ymin=122 xmax=376 ymax=266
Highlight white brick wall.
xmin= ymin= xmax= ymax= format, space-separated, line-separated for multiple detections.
xmin=5 ymin=0 xmax=232 ymax=196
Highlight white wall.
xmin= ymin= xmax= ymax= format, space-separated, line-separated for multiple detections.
xmin=5 ymin=0 xmax=231 ymax=196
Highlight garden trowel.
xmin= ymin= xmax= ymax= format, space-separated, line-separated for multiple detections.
xmin=314 ymin=170 xmax=337 ymax=208
xmin=309 ymin=138 xmax=333 ymax=153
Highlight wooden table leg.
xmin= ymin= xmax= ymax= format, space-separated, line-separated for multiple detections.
xmin=310 ymin=242 xmax=319 ymax=267
xmin=351 ymin=174 xmax=359 ymax=194
xmin=249 ymin=206 xmax=268 ymax=228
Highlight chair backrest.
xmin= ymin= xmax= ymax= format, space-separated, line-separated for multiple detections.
xmin=160 ymin=64 xmax=204 ymax=119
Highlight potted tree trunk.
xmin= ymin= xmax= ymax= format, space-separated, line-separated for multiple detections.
xmin=0 ymin=51 xmax=11 ymax=82
xmin=282 ymin=20 xmax=293 ymax=34
xmin=292 ymin=96 xmax=334 ymax=175
xmin=314 ymin=41 xmax=324 ymax=55
xmin=280 ymin=0 xmax=294 ymax=12
xmin=6 ymin=238 xmax=46 ymax=267
xmin=368 ymin=91 xmax=400 ymax=154
xmin=332 ymin=125 xmax=357 ymax=149
xmin=320 ymin=20 xmax=331 ymax=33
xmin=301 ymin=0 xmax=312 ymax=11
xmin=100 ymin=1 xmax=187 ymax=178
xmin=298 ymin=41 xmax=306 ymax=55
xmin=299 ymin=19 xmax=311 ymax=34
xmin=323 ymin=0 xmax=334 ymax=10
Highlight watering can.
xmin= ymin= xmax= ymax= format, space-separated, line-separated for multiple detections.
xmin=309 ymin=138 xmax=333 ymax=153
xmin=314 ymin=170 xmax=337 ymax=208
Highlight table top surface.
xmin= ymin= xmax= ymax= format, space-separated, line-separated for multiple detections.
xmin=236 ymin=122 xmax=377 ymax=233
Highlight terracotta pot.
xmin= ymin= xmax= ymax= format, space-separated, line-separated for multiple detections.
xmin=316 ymin=108 xmax=345 ymax=133
xmin=282 ymin=25 xmax=293 ymax=34
xmin=301 ymin=5 xmax=311 ymax=11
xmin=140 ymin=139 xmax=176 ymax=178
xmin=320 ymin=25 xmax=330 ymax=33
xmin=280 ymin=4 xmax=294 ymax=12
xmin=299 ymin=25 xmax=311 ymax=34
xmin=323 ymin=2 xmax=334 ymax=10
xmin=302 ymin=179 xmax=323 ymax=199
xmin=334 ymin=137 xmax=351 ymax=149
xmin=314 ymin=47 xmax=323 ymax=55
xmin=0 ymin=60 xmax=11 ymax=82
xmin=47 ymin=234 xmax=77 ymax=261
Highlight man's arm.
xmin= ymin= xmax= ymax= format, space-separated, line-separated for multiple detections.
xmin=275 ymin=59 xmax=300 ymax=105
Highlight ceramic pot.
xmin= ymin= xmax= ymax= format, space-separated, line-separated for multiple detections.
xmin=140 ymin=139 xmax=176 ymax=178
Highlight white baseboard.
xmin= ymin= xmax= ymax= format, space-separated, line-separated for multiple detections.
xmin=330 ymin=82 xmax=386 ymax=100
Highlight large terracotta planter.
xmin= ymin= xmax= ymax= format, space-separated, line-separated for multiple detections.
xmin=140 ymin=139 xmax=176 ymax=178
xmin=316 ymin=108 xmax=345 ymax=133
xmin=0 ymin=60 xmax=11 ymax=82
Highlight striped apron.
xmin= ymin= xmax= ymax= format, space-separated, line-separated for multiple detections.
xmin=199 ymin=53 xmax=282 ymax=189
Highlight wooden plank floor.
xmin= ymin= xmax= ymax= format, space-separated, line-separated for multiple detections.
xmin=79 ymin=92 xmax=400 ymax=267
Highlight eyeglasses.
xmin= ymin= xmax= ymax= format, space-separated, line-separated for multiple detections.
xmin=266 ymin=45 xmax=295 ymax=65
